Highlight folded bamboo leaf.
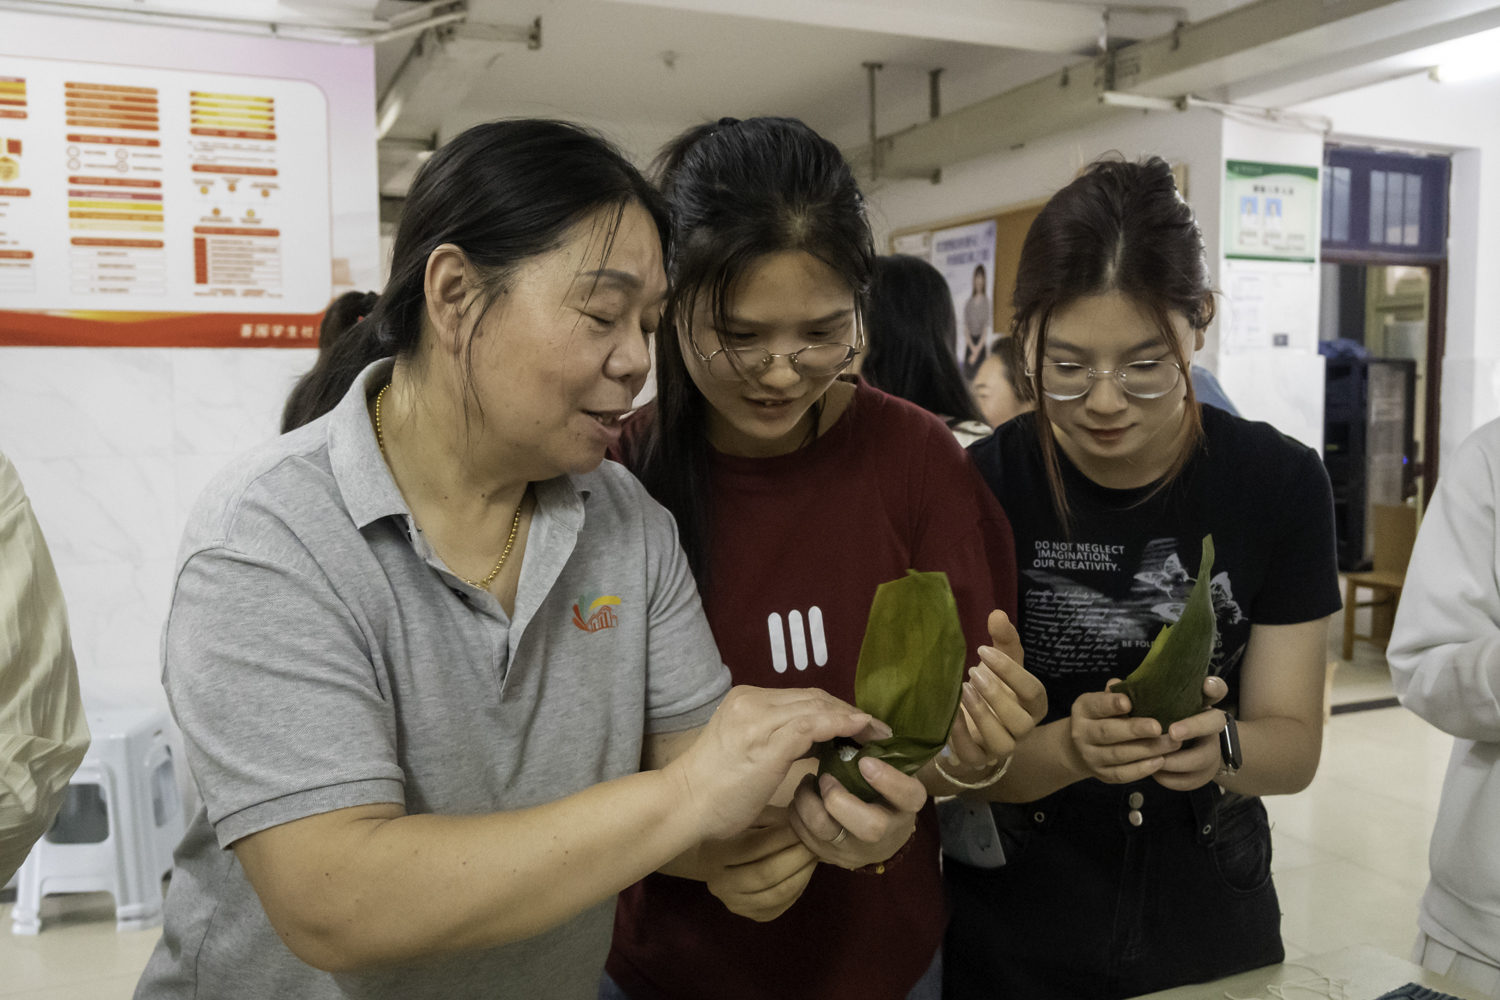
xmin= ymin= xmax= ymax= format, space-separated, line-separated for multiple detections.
xmin=817 ymin=570 xmax=967 ymax=803
xmin=1113 ymin=534 xmax=1218 ymax=730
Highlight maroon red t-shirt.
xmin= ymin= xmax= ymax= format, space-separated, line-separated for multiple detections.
xmin=606 ymin=379 xmax=1018 ymax=1000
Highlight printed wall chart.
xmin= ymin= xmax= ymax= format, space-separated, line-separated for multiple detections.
xmin=0 ymin=55 xmax=331 ymax=346
xmin=1222 ymin=160 xmax=1319 ymax=263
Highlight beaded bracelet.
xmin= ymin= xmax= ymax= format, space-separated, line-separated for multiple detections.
xmin=934 ymin=753 xmax=1012 ymax=791
xmin=853 ymin=830 xmax=914 ymax=875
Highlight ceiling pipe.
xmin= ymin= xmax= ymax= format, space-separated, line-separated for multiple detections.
xmin=851 ymin=0 xmax=1494 ymax=181
xmin=862 ymin=61 xmax=883 ymax=183
xmin=0 ymin=0 xmax=477 ymax=44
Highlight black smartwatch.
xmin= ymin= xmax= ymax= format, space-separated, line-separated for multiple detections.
xmin=1217 ymin=712 xmax=1242 ymax=776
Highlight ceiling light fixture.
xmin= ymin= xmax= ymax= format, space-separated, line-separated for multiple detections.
xmin=1429 ymin=61 xmax=1500 ymax=84
xmin=1427 ymin=27 xmax=1500 ymax=84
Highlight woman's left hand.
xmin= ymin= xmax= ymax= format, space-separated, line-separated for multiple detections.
xmin=1152 ymin=676 xmax=1230 ymax=792
xmin=944 ymin=610 xmax=1049 ymax=777
xmin=786 ymin=757 xmax=926 ymax=869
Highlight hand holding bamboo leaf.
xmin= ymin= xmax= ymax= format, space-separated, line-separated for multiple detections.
xmin=815 ymin=571 xmax=969 ymax=803
xmin=1067 ymin=674 xmax=1229 ymax=785
xmin=788 ymin=758 xmax=925 ymax=869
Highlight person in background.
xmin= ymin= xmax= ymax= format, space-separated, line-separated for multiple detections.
xmin=134 ymin=120 xmax=881 ymax=1000
xmin=962 ymin=263 xmax=991 ymax=381
xmin=1190 ymin=363 xmax=1240 ymax=416
xmin=971 ymin=337 xmax=1033 ymax=430
xmin=862 ymin=254 xmax=991 ymax=447
xmin=1389 ymin=418 xmax=1500 ymax=997
xmin=948 ymin=157 xmax=1340 ymax=998
xmin=281 ymin=290 xmax=380 ymax=434
xmin=0 ymin=448 xmax=90 ymax=886
xmin=607 ymin=116 xmax=1045 ymax=1000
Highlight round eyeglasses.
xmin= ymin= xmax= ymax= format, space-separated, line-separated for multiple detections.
xmin=1028 ymin=361 xmax=1184 ymax=401
xmin=691 ymin=324 xmax=864 ymax=383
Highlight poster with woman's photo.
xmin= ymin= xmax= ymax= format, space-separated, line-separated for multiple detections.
xmin=932 ymin=219 xmax=996 ymax=380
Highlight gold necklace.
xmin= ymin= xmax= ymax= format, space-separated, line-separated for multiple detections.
xmin=375 ymin=383 xmax=524 ymax=591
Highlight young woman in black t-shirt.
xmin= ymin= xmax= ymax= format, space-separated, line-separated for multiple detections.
xmin=945 ymin=157 xmax=1341 ymax=999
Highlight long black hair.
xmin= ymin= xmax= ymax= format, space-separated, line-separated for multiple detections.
xmin=862 ymin=254 xmax=984 ymax=426
xmin=280 ymin=119 xmax=669 ymax=430
xmin=1012 ymin=155 xmax=1215 ymax=523
xmin=633 ymin=116 xmax=874 ymax=588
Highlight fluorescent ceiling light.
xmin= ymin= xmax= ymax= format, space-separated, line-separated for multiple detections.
xmin=1430 ymin=61 xmax=1500 ymax=83
xmin=1100 ymin=91 xmax=1180 ymax=111
xmin=1428 ymin=25 xmax=1500 ymax=84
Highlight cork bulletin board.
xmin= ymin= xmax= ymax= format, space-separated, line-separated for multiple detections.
xmin=888 ymin=197 xmax=1047 ymax=350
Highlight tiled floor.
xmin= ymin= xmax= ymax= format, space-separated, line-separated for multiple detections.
xmin=1268 ymin=705 xmax=1450 ymax=962
xmin=0 ymin=628 xmax=1455 ymax=998
xmin=0 ymin=892 xmax=160 ymax=999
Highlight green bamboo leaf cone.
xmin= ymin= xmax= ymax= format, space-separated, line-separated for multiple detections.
xmin=817 ymin=570 xmax=967 ymax=804
xmin=1112 ymin=534 xmax=1219 ymax=730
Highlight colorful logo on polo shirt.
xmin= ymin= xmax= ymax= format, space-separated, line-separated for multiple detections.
xmin=572 ymin=591 xmax=621 ymax=633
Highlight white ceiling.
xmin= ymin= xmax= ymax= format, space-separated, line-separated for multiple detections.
xmin=367 ymin=0 xmax=1500 ymax=194
xmin=373 ymin=0 xmax=1267 ymax=167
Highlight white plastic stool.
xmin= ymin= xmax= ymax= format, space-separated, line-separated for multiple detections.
xmin=12 ymin=708 xmax=185 ymax=934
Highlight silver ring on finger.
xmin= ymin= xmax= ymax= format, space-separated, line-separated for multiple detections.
xmin=831 ymin=828 xmax=847 ymax=846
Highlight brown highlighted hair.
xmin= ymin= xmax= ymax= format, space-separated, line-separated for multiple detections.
xmin=1011 ymin=155 xmax=1215 ymax=525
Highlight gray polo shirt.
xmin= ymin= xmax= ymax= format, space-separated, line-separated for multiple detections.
xmin=135 ymin=360 xmax=729 ymax=1000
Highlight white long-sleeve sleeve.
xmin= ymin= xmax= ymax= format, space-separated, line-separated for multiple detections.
xmin=0 ymin=449 xmax=90 ymax=886
xmin=1389 ymin=422 xmax=1500 ymax=740
xmin=1388 ymin=418 xmax=1500 ymax=964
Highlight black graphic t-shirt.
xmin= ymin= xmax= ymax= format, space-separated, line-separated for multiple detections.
xmin=969 ymin=406 xmax=1342 ymax=724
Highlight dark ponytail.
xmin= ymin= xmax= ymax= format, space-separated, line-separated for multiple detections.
xmin=279 ymin=119 xmax=669 ymax=432
xmin=862 ymin=254 xmax=985 ymax=426
xmin=281 ymin=289 xmax=379 ymax=432
xmin=633 ymin=117 xmax=874 ymax=588
xmin=1012 ymin=154 xmax=1215 ymax=525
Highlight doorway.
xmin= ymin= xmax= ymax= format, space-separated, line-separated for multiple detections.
xmin=1320 ymin=146 xmax=1450 ymax=570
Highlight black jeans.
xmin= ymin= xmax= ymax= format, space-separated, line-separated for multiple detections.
xmin=943 ymin=779 xmax=1283 ymax=1000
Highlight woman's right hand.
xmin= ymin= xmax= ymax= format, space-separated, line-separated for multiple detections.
xmin=1066 ymin=684 xmax=1180 ymax=784
xmin=664 ymin=685 xmax=882 ymax=841
xmin=1067 ymin=676 xmax=1233 ymax=784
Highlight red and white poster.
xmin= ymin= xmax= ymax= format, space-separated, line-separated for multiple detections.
xmin=0 ymin=54 xmax=332 ymax=346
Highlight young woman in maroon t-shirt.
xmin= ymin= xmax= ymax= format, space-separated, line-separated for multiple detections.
xmin=603 ymin=116 xmax=1047 ymax=1000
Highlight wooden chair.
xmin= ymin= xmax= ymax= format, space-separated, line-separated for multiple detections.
xmin=1342 ymin=503 xmax=1419 ymax=659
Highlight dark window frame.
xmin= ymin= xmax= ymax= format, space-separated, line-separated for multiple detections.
xmin=1321 ymin=147 xmax=1450 ymax=265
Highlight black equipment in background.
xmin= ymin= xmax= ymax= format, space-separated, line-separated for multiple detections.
xmin=1323 ymin=356 xmax=1416 ymax=571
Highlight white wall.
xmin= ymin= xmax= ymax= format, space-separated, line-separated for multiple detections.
xmin=1214 ymin=118 xmax=1326 ymax=453
xmin=1294 ymin=70 xmax=1499 ymax=468
xmin=867 ymin=104 xmax=1226 ymax=366
xmin=866 ymin=106 xmax=1226 ymax=279
xmin=867 ymin=106 xmax=1327 ymax=450
xmin=0 ymin=14 xmax=378 ymax=741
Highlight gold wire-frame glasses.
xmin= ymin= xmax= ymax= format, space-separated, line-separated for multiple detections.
xmin=691 ymin=317 xmax=865 ymax=383
xmin=1026 ymin=360 xmax=1184 ymax=401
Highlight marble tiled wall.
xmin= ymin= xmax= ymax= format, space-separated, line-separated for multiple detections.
xmin=0 ymin=347 xmax=316 ymax=714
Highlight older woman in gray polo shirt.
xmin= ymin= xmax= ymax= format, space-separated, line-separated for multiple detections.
xmin=135 ymin=121 xmax=896 ymax=1000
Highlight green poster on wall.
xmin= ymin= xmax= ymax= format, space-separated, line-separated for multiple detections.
xmin=1223 ymin=160 xmax=1320 ymax=263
